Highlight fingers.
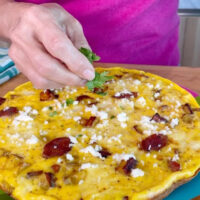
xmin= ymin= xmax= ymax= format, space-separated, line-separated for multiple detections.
xmin=64 ymin=16 xmax=91 ymax=50
xmin=9 ymin=45 xmax=65 ymax=89
xmin=26 ymin=41 xmax=87 ymax=86
xmin=37 ymin=22 xmax=95 ymax=81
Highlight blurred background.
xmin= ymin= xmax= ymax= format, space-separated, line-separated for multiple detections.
xmin=179 ymin=0 xmax=200 ymax=67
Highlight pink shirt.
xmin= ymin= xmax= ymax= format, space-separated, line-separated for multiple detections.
xmin=16 ymin=0 xmax=180 ymax=65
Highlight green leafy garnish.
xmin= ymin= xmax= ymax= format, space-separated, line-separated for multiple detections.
xmin=49 ymin=111 xmax=58 ymax=117
xmin=86 ymin=71 xmax=113 ymax=92
xmin=48 ymin=106 xmax=53 ymax=110
xmin=110 ymin=115 xmax=115 ymax=119
xmin=196 ymin=96 xmax=200 ymax=105
xmin=77 ymin=134 xmax=83 ymax=138
xmin=96 ymin=92 xmax=107 ymax=96
xmin=79 ymin=47 xmax=100 ymax=63
xmin=66 ymin=98 xmax=74 ymax=106
xmin=120 ymin=106 xmax=125 ymax=110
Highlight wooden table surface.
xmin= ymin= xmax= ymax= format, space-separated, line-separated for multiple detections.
xmin=0 ymin=63 xmax=200 ymax=96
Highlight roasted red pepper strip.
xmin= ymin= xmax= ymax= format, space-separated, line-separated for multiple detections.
xmin=112 ymin=92 xmax=138 ymax=99
xmin=168 ymin=160 xmax=181 ymax=172
xmin=43 ymin=137 xmax=71 ymax=158
xmin=27 ymin=170 xmax=43 ymax=178
xmin=116 ymin=158 xmax=137 ymax=175
xmin=40 ymin=89 xmax=59 ymax=101
xmin=0 ymin=97 xmax=6 ymax=106
xmin=76 ymin=95 xmax=93 ymax=101
xmin=45 ymin=172 xmax=56 ymax=187
xmin=123 ymin=158 xmax=137 ymax=175
xmin=0 ymin=107 xmax=18 ymax=117
xmin=80 ymin=116 xmax=97 ymax=127
xmin=51 ymin=164 xmax=61 ymax=173
xmin=98 ymin=148 xmax=111 ymax=158
xmin=150 ymin=113 xmax=168 ymax=123
xmin=182 ymin=103 xmax=193 ymax=114
xmin=141 ymin=134 xmax=168 ymax=152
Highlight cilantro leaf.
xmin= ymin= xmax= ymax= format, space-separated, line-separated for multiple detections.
xmin=79 ymin=47 xmax=100 ymax=63
xmin=195 ymin=96 xmax=200 ymax=105
xmin=66 ymin=98 xmax=74 ymax=106
xmin=86 ymin=71 xmax=113 ymax=92
xmin=49 ymin=111 xmax=58 ymax=117
xmin=96 ymin=92 xmax=107 ymax=96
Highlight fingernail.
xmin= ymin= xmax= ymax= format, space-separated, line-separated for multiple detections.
xmin=83 ymin=69 xmax=95 ymax=80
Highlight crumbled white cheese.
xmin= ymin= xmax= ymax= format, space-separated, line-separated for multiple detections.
xmin=108 ymin=134 xmax=122 ymax=143
xmin=167 ymin=147 xmax=172 ymax=152
xmin=121 ymin=122 xmax=127 ymax=128
xmin=85 ymin=105 xmax=98 ymax=115
xmin=73 ymin=116 xmax=81 ymax=121
xmin=10 ymin=133 xmax=20 ymax=139
xmin=154 ymin=92 xmax=160 ymax=98
xmin=117 ymin=113 xmax=128 ymax=122
xmin=133 ymin=80 xmax=141 ymax=85
xmin=138 ymin=116 xmax=158 ymax=135
xmin=23 ymin=106 xmax=32 ymax=113
xmin=69 ymin=136 xmax=78 ymax=144
xmin=172 ymin=154 xmax=179 ymax=162
xmin=117 ymin=80 xmax=126 ymax=87
xmin=97 ymin=111 xmax=108 ymax=120
xmin=13 ymin=111 xmax=33 ymax=126
xmin=44 ymin=120 xmax=48 ymax=125
xmin=31 ymin=109 xmax=38 ymax=115
xmin=94 ymin=145 xmax=102 ymax=151
xmin=159 ymin=126 xmax=172 ymax=135
xmin=136 ymin=97 xmax=146 ymax=107
xmin=131 ymin=168 xmax=144 ymax=178
xmin=153 ymin=154 xmax=157 ymax=158
xmin=73 ymin=101 xmax=79 ymax=105
xmin=89 ymin=134 xmax=103 ymax=144
xmin=153 ymin=163 xmax=158 ymax=168
xmin=42 ymin=107 xmax=49 ymax=112
xmin=66 ymin=153 xmax=74 ymax=161
xmin=57 ymin=158 xmax=63 ymax=163
xmin=175 ymin=100 xmax=181 ymax=108
xmin=115 ymin=90 xmax=133 ymax=97
xmin=170 ymin=118 xmax=179 ymax=128
xmin=80 ymin=146 xmax=103 ymax=159
xmin=96 ymin=120 xmax=108 ymax=129
xmin=53 ymin=100 xmax=62 ymax=110
xmin=80 ymin=163 xmax=98 ymax=170
xmin=146 ymin=83 xmax=154 ymax=89
xmin=119 ymin=99 xmax=134 ymax=108
xmin=26 ymin=135 xmax=38 ymax=145
xmin=155 ymin=83 xmax=161 ymax=89
xmin=113 ymin=153 xmax=136 ymax=162
xmin=79 ymin=180 xmax=84 ymax=185
xmin=39 ymin=130 xmax=47 ymax=136
xmin=66 ymin=128 xmax=71 ymax=132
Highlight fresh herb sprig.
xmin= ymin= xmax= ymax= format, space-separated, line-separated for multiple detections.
xmin=66 ymin=98 xmax=74 ymax=106
xmin=196 ymin=96 xmax=200 ymax=105
xmin=86 ymin=71 xmax=113 ymax=92
xmin=79 ymin=47 xmax=100 ymax=63
xmin=49 ymin=111 xmax=58 ymax=117
xmin=79 ymin=47 xmax=113 ymax=93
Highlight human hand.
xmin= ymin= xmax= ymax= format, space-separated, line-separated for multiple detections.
xmin=5 ymin=2 xmax=94 ymax=89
